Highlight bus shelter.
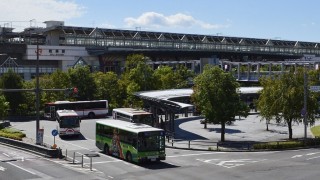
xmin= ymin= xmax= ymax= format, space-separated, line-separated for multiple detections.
xmin=134 ymin=89 xmax=194 ymax=136
xmin=135 ymin=87 xmax=262 ymax=137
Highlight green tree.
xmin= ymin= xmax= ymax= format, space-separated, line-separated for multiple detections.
xmin=174 ymin=65 xmax=195 ymax=88
xmin=46 ymin=70 xmax=71 ymax=101
xmin=0 ymin=69 xmax=25 ymax=115
xmin=0 ymin=95 xmax=9 ymax=121
xmin=192 ymin=65 xmax=241 ymax=142
xmin=153 ymin=65 xmax=176 ymax=89
xmin=124 ymin=54 xmax=146 ymax=71
xmin=68 ymin=66 xmax=97 ymax=100
xmin=93 ymin=71 xmax=126 ymax=109
xmin=120 ymin=55 xmax=155 ymax=107
xmin=257 ymin=68 xmax=318 ymax=139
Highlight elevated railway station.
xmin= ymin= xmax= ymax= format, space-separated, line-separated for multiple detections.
xmin=1 ymin=20 xmax=320 ymax=80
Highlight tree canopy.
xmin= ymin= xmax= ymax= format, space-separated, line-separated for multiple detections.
xmin=257 ymin=67 xmax=318 ymax=139
xmin=192 ymin=65 xmax=242 ymax=141
xmin=0 ymin=69 xmax=25 ymax=114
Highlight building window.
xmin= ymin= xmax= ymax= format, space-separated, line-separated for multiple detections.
xmin=55 ymin=49 xmax=59 ymax=53
xmin=49 ymin=49 xmax=52 ymax=53
xmin=62 ymin=49 xmax=65 ymax=53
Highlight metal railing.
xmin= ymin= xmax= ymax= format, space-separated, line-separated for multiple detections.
xmin=63 ymin=150 xmax=99 ymax=171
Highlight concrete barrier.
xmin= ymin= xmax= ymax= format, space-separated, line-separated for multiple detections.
xmin=0 ymin=136 xmax=61 ymax=158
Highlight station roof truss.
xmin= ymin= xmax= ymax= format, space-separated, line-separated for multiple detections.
xmin=2 ymin=25 xmax=320 ymax=57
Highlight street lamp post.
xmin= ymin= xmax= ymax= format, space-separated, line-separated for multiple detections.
xmin=35 ymin=35 xmax=40 ymax=144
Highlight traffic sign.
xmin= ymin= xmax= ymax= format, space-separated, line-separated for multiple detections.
xmin=51 ymin=129 xmax=58 ymax=136
xmin=310 ymin=86 xmax=320 ymax=92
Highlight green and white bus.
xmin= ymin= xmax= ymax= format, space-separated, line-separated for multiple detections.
xmin=96 ymin=120 xmax=166 ymax=163
xmin=112 ymin=108 xmax=154 ymax=126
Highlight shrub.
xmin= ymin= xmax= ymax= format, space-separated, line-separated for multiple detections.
xmin=253 ymin=138 xmax=320 ymax=150
xmin=253 ymin=141 xmax=304 ymax=150
xmin=0 ymin=128 xmax=26 ymax=141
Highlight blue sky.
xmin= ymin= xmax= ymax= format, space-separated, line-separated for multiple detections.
xmin=1 ymin=0 xmax=319 ymax=42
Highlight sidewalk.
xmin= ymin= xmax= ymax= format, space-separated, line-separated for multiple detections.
xmin=166 ymin=114 xmax=317 ymax=151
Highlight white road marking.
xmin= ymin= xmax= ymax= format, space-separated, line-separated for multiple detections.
xmin=43 ymin=134 xmax=93 ymax=151
xmin=307 ymin=156 xmax=320 ymax=160
xmin=291 ymin=155 xmax=303 ymax=158
xmin=197 ymin=158 xmax=266 ymax=169
xmin=2 ymin=153 xmax=10 ymax=157
xmin=84 ymin=160 xmax=122 ymax=165
xmin=306 ymin=152 xmax=320 ymax=156
xmin=0 ymin=166 xmax=6 ymax=171
xmin=7 ymin=162 xmax=36 ymax=175
xmin=167 ymin=152 xmax=226 ymax=158
xmin=108 ymin=175 xmax=114 ymax=179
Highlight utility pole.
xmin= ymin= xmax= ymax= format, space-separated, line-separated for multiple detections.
xmin=303 ymin=66 xmax=308 ymax=139
xmin=35 ymin=35 xmax=40 ymax=144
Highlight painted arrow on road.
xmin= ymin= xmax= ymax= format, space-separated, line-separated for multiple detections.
xmin=0 ymin=166 xmax=6 ymax=171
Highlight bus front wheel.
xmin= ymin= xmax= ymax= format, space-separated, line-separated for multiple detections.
xmin=126 ymin=152 xmax=132 ymax=162
xmin=104 ymin=144 xmax=110 ymax=155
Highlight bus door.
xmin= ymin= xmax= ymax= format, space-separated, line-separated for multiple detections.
xmin=50 ymin=106 xmax=56 ymax=120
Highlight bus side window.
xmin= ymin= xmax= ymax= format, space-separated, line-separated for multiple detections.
xmin=132 ymin=138 xmax=137 ymax=148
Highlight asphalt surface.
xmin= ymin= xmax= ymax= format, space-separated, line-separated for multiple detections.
xmin=168 ymin=113 xmax=318 ymax=150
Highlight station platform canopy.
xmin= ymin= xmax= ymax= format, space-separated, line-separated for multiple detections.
xmin=135 ymin=87 xmax=262 ymax=112
xmin=134 ymin=89 xmax=194 ymax=112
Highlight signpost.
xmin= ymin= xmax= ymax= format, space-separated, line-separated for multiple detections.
xmin=36 ymin=128 xmax=44 ymax=145
xmin=51 ymin=129 xmax=58 ymax=149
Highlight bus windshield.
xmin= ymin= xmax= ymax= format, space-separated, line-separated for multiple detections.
xmin=59 ymin=116 xmax=80 ymax=128
xmin=133 ymin=114 xmax=153 ymax=126
xmin=137 ymin=131 xmax=165 ymax=152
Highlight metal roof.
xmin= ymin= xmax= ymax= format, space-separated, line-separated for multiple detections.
xmin=135 ymin=89 xmax=194 ymax=109
xmin=135 ymin=87 xmax=262 ymax=109
xmin=96 ymin=120 xmax=163 ymax=133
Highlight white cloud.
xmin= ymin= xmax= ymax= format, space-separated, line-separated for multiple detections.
xmin=0 ymin=0 xmax=85 ymax=30
xmin=124 ymin=12 xmax=230 ymax=30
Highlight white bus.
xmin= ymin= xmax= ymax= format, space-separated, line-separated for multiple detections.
xmin=44 ymin=100 xmax=108 ymax=120
xmin=96 ymin=120 xmax=166 ymax=163
xmin=112 ymin=108 xmax=154 ymax=126
xmin=56 ymin=110 xmax=81 ymax=137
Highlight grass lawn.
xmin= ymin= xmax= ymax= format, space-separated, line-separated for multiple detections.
xmin=311 ymin=125 xmax=320 ymax=137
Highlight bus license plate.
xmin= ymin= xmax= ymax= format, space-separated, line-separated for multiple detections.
xmin=149 ymin=156 xmax=157 ymax=161
xmin=66 ymin=131 xmax=74 ymax=135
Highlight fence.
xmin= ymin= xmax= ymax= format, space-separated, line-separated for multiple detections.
xmin=166 ymin=138 xmax=320 ymax=151
xmin=166 ymin=138 xmax=253 ymax=151
xmin=63 ymin=149 xmax=99 ymax=171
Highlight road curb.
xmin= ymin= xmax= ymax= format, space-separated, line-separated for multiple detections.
xmin=0 ymin=136 xmax=61 ymax=158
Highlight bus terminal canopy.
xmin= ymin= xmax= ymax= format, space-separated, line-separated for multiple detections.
xmin=134 ymin=89 xmax=194 ymax=113
xmin=134 ymin=87 xmax=263 ymax=113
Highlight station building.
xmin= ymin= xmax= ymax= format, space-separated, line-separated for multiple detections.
xmin=1 ymin=20 xmax=320 ymax=80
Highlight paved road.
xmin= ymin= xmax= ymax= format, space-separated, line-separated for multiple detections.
xmin=7 ymin=116 xmax=320 ymax=179
xmin=0 ymin=143 xmax=102 ymax=180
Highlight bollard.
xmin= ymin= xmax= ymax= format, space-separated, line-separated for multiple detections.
xmin=171 ymin=139 xmax=174 ymax=147
xmin=81 ymin=155 xmax=84 ymax=168
xmin=217 ymin=142 xmax=219 ymax=151
xmin=90 ymin=157 xmax=92 ymax=171
xmin=73 ymin=152 xmax=75 ymax=164
xmin=65 ymin=149 xmax=67 ymax=160
xmin=188 ymin=141 xmax=190 ymax=149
